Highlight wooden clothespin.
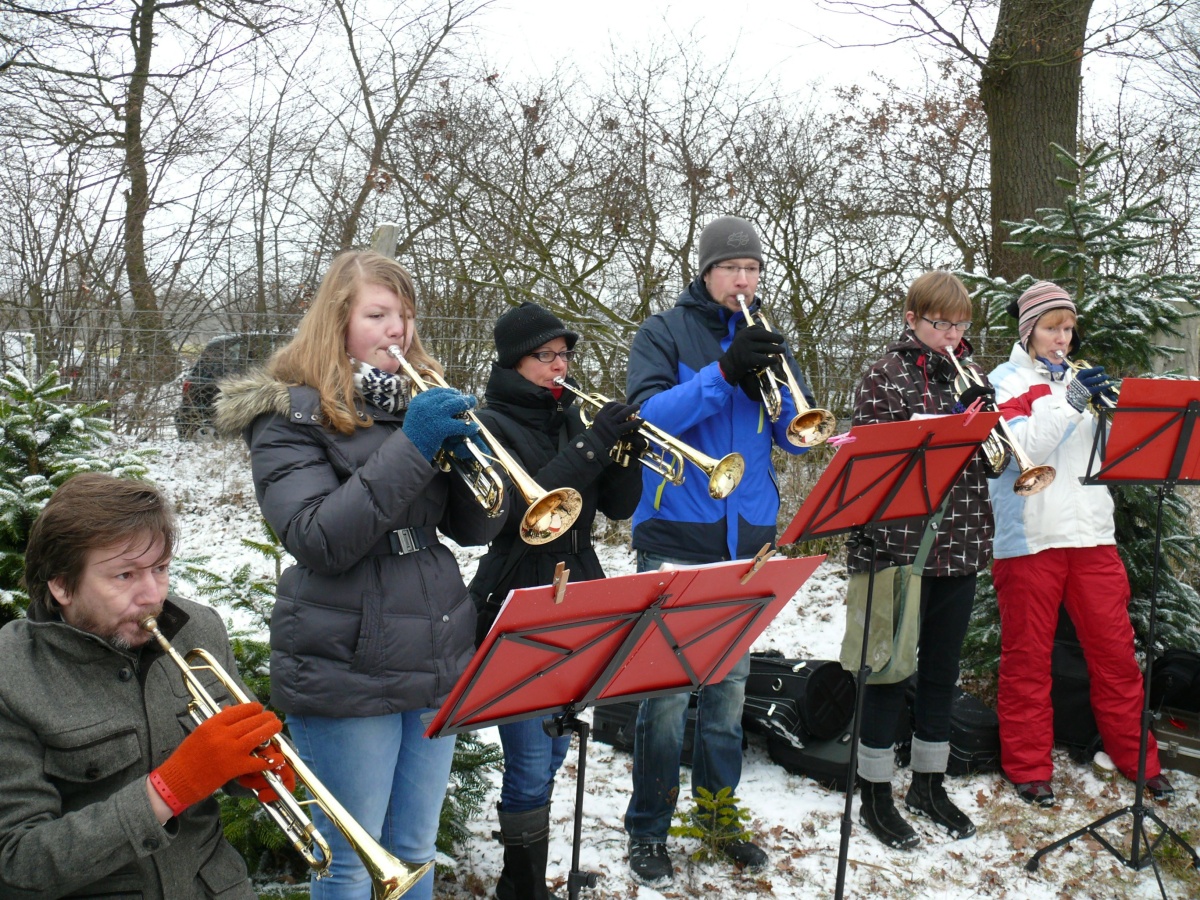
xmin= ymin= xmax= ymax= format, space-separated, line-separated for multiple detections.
xmin=553 ymin=561 xmax=570 ymax=604
xmin=740 ymin=543 xmax=776 ymax=585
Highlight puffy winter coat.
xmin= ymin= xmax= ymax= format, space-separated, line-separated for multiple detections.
xmin=0 ymin=597 xmax=254 ymax=900
xmin=988 ymin=342 xmax=1115 ymax=559
xmin=467 ymin=364 xmax=642 ymax=623
xmin=847 ymin=330 xmax=1002 ymax=576
xmin=626 ymin=280 xmax=811 ymax=562
xmin=214 ymin=371 xmax=506 ymax=717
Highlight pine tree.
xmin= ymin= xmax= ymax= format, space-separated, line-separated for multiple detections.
xmin=960 ymin=142 xmax=1200 ymax=680
xmin=0 ymin=366 xmax=153 ymax=625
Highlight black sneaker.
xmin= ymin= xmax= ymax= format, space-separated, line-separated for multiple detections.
xmin=628 ymin=839 xmax=673 ymax=885
xmin=905 ymin=772 xmax=976 ymax=839
xmin=721 ymin=838 xmax=767 ymax=871
xmin=859 ymin=780 xmax=919 ymax=850
xmin=1146 ymin=773 xmax=1175 ymax=802
xmin=1014 ymin=780 xmax=1055 ymax=807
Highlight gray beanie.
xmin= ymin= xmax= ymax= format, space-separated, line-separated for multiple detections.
xmin=697 ymin=216 xmax=764 ymax=276
xmin=493 ymin=302 xmax=579 ymax=368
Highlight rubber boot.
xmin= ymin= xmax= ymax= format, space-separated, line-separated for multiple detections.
xmin=495 ymin=804 xmax=560 ymax=900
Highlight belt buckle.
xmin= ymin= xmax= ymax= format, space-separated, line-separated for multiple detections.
xmin=394 ymin=528 xmax=420 ymax=555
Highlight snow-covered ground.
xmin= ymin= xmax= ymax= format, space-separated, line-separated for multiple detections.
xmin=146 ymin=439 xmax=1200 ymax=899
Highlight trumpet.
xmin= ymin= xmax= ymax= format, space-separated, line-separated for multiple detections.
xmin=944 ymin=351 xmax=1056 ymax=496
xmin=388 ymin=345 xmax=582 ymax=545
xmin=735 ymin=295 xmax=837 ymax=447
xmin=553 ymin=377 xmax=745 ymax=500
xmin=1054 ymin=350 xmax=1120 ymax=410
xmin=141 ymin=615 xmax=429 ymax=899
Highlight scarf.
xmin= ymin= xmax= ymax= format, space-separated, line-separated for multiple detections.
xmin=352 ymin=359 xmax=410 ymax=413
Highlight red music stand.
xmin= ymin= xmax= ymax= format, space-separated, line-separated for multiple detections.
xmin=778 ymin=410 xmax=999 ymax=900
xmin=426 ymin=554 xmax=825 ymax=898
xmin=1026 ymin=378 xmax=1200 ymax=881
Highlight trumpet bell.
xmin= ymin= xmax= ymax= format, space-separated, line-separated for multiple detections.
xmin=786 ymin=409 xmax=838 ymax=447
xmin=1013 ymin=463 xmax=1056 ymax=497
xmin=521 ymin=487 xmax=584 ymax=545
xmin=707 ymin=453 xmax=745 ymax=499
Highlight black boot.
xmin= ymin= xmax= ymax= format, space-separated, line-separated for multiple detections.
xmin=859 ymin=780 xmax=919 ymax=850
xmin=495 ymin=804 xmax=560 ymax=900
xmin=905 ymin=772 xmax=976 ymax=839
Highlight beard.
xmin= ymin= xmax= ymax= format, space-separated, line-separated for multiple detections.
xmin=68 ymin=604 xmax=164 ymax=650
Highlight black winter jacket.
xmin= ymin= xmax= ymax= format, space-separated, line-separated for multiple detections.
xmin=214 ymin=371 xmax=506 ymax=718
xmin=847 ymin=330 xmax=1002 ymax=576
xmin=468 ymin=365 xmax=641 ymax=632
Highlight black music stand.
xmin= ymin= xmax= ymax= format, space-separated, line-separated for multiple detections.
xmin=779 ymin=409 xmax=999 ymax=900
xmin=1025 ymin=379 xmax=1200 ymax=890
xmin=425 ymin=555 xmax=824 ymax=898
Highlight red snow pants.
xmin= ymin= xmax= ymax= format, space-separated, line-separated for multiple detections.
xmin=994 ymin=545 xmax=1160 ymax=783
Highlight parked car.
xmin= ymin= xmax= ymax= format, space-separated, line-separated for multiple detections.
xmin=175 ymin=333 xmax=286 ymax=440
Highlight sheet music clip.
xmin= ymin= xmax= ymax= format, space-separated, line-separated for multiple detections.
xmin=740 ymin=543 xmax=776 ymax=585
xmin=552 ymin=561 xmax=570 ymax=604
xmin=962 ymin=397 xmax=984 ymax=426
xmin=826 ymin=432 xmax=856 ymax=448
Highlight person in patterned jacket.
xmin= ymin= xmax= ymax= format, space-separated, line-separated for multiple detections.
xmin=849 ymin=270 xmax=1005 ymax=850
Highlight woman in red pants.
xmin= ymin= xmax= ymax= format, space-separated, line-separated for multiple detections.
xmin=987 ymin=281 xmax=1172 ymax=807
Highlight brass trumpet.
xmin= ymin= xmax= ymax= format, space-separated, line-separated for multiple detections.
xmin=1054 ymin=350 xmax=1120 ymax=410
xmin=553 ymin=377 xmax=745 ymax=500
xmin=141 ymin=616 xmax=430 ymax=900
xmin=735 ymin=295 xmax=837 ymax=447
xmin=944 ymin=351 xmax=1056 ymax=496
xmin=387 ymin=345 xmax=582 ymax=545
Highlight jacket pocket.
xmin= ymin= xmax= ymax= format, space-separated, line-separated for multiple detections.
xmin=350 ymin=589 xmax=385 ymax=676
xmin=196 ymin=834 xmax=253 ymax=897
xmin=44 ymin=724 xmax=141 ymax=786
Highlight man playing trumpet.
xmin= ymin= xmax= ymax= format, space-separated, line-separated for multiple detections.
xmin=0 ymin=473 xmax=293 ymax=899
xmin=621 ymin=215 xmax=815 ymax=885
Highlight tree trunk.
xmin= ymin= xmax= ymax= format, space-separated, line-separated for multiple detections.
xmin=123 ymin=1 xmax=173 ymax=385
xmin=980 ymin=0 xmax=1094 ymax=280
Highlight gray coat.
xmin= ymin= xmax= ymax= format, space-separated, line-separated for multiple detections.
xmin=215 ymin=371 xmax=506 ymax=717
xmin=0 ymin=597 xmax=255 ymax=900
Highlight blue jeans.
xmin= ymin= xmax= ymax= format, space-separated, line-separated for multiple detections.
xmin=623 ymin=550 xmax=750 ymax=842
xmin=498 ymin=716 xmax=571 ymax=812
xmin=286 ymin=711 xmax=457 ymax=900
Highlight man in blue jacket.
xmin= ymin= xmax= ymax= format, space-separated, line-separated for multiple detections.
xmin=623 ymin=216 xmax=813 ymax=885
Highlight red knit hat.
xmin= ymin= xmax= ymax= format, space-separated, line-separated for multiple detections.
xmin=1016 ymin=281 xmax=1076 ymax=346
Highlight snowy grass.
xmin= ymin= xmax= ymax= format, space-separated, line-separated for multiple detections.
xmin=146 ymin=438 xmax=1200 ymax=899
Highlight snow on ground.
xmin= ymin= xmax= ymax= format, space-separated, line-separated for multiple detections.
xmin=144 ymin=438 xmax=1200 ymax=899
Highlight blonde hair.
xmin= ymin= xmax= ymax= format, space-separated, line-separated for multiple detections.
xmin=269 ymin=250 xmax=443 ymax=434
xmin=904 ymin=270 xmax=972 ymax=322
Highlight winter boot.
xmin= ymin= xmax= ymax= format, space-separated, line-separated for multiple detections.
xmin=905 ymin=772 xmax=976 ymax=839
xmin=495 ymin=804 xmax=560 ymax=900
xmin=859 ymin=779 xmax=920 ymax=850
xmin=857 ymin=743 xmax=918 ymax=850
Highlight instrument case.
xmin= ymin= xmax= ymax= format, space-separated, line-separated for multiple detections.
xmin=743 ymin=655 xmax=855 ymax=741
xmin=590 ymin=697 xmax=699 ymax=767
xmin=766 ymin=729 xmax=853 ymax=792
xmin=1154 ymin=707 xmax=1200 ymax=777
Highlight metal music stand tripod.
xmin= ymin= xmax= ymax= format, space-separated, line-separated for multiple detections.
xmin=1025 ymin=379 xmax=1200 ymax=894
xmin=423 ymin=554 xmax=825 ymax=899
xmin=778 ymin=410 xmax=998 ymax=900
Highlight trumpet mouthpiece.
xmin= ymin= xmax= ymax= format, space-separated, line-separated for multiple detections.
xmin=139 ymin=615 xmax=160 ymax=631
xmin=386 ymin=344 xmax=403 ymax=360
xmin=1054 ymin=350 xmax=1066 ymax=359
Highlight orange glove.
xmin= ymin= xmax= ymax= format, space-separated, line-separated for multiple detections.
xmin=236 ymin=757 xmax=297 ymax=803
xmin=150 ymin=702 xmax=281 ymax=816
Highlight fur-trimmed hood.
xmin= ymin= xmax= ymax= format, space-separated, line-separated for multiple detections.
xmin=213 ymin=369 xmax=292 ymax=437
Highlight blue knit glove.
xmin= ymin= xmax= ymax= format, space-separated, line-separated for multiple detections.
xmin=1066 ymin=366 xmax=1109 ymax=413
xmin=445 ymin=432 xmax=490 ymax=461
xmin=402 ymin=387 xmax=479 ymax=462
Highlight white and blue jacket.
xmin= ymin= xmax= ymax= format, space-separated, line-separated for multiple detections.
xmin=626 ymin=279 xmax=811 ymax=562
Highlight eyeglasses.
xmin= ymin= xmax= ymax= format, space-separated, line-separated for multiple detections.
xmin=712 ymin=264 xmax=762 ymax=277
xmin=527 ymin=349 xmax=576 ymax=364
xmin=921 ymin=316 xmax=972 ymax=333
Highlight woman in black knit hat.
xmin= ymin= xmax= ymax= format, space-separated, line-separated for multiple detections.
xmin=468 ymin=302 xmax=644 ymax=900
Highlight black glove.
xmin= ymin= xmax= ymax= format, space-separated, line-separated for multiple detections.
xmin=589 ymin=401 xmax=642 ymax=451
xmin=956 ymin=384 xmax=995 ymax=411
xmin=738 ymin=373 xmax=764 ymax=402
xmin=621 ymin=430 xmax=650 ymax=459
xmin=718 ymin=325 xmax=785 ymax=386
